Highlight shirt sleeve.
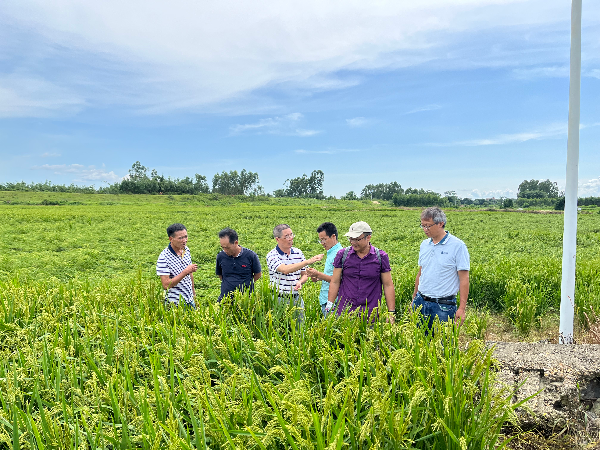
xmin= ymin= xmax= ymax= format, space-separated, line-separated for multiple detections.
xmin=156 ymin=253 xmax=170 ymax=276
xmin=456 ymin=243 xmax=470 ymax=271
xmin=379 ymin=249 xmax=391 ymax=273
xmin=266 ymin=251 xmax=281 ymax=274
xmin=215 ymin=253 xmax=222 ymax=276
xmin=333 ymin=248 xmax=345 ymax=269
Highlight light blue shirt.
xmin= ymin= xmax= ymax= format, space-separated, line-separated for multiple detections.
xmin=319 ymin=242 xmax=343 ymax=305
xmin=417 ymin=232 xmax=470 ymax=298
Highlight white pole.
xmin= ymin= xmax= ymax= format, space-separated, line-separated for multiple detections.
xmin=559 ymin=0 xmax=582 ymax=345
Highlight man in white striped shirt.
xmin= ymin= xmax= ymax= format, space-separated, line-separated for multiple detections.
xmin=266 ymin=224 xmax=323 ymax=318
xmin=156 ymin=223 xmax=198 ymax=307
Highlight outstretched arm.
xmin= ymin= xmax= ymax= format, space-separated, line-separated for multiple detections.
xmin=276 ymin=253 xmax=324 ymax=274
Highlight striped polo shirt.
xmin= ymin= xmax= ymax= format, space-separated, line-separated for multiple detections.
xmin=266 ymin=245 xmax=306 ymax=294
xmin=156 ymin=244 xmax=195 ymax=306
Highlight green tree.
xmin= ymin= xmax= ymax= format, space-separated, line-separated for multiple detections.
xmin=280 ymin=170 xmax=325 ymax=198
xmin=128 ymin=161 xmax=149 ymax=181
xmin=502 ymin=198 xmax=514 ymax=208
xmin=517 ymin=179 xmax=560 ymax=199
xmin=341 ymin=191 xmax=358 ymax=200
xmin=360 ymin=182 xmax=403 ymax=200
xmin=212 ymin=170 xmax=263 ymax=195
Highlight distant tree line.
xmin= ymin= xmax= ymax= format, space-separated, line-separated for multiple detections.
xmin=2 ymin=168 xmax=599 ymax=209
xmin=343 ymin=182 xmax=449 ymax=207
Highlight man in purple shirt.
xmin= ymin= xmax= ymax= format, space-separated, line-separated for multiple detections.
xmin=327 ymin=221 xmax=396 ymax=322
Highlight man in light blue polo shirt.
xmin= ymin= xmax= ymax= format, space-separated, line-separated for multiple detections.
xmin=306 ymin=222 xmax=343 ymax=317
xmin=412 ymin=207 xmax=470 ymax=329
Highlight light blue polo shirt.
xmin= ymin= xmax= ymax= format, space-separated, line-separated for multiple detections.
xmin=319 ymin=242 xmax=343 ymax=305
xmin=417 ymin=231 xmax=470 ymax=298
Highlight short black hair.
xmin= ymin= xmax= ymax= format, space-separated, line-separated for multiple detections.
xmin=218 ymin=227 xmax=238 ymax=244
xmin=316 ymin=222 xmax=337 ymax=238
xmin=167 ymin=223 xmax=186 ymax=237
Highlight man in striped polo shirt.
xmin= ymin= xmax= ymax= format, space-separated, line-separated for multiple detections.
xmin=156 ymin=223 xmax=198 ymax=307
xmin=266 ymin=224 xmax=323 ymax=317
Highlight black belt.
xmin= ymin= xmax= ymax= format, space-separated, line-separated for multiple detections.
xmin=418 ymin=292 xmax=456 ymax=305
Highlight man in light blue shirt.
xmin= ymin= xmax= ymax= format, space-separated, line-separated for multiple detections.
xmin=306 ymin=222 xmax=343 ymax=317
xmin=412 ymin=207 xmax=470 ymax=329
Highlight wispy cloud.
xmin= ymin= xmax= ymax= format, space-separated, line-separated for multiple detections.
xmin=31 ymin=164 xmax=121 ymax=183
xmin=41 ymin=152 xmax=61 ymax=157
xmin=512 ymin=66 xmax=569 ymax=79
xmin=405 ymin=104 xmax=442 ymax=115
xmin=346 ymin=117 xmax=368 ymax=127
xmin=428 ymin=123 xmax=568 ymax=147
xmin=3 ymin=0 xmax=597 ymax=117
xmin=0 ymin=74 xmax=85 ymax=118
xmin=230 ymin=113 xmax=321 ymax=136
xmin=294 ymin=148 xmax=360 ymax=155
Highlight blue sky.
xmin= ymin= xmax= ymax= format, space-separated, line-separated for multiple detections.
xmin=1 ymin=0 xmax=599 ymax=198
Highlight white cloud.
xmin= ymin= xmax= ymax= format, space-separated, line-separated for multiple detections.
xmin=578 ymin=177 xmax=600 ymax=197
xmin=405 ymin=104 xmax=442 ymax=114
xmin=294 ymin=148 xmax=360 ymax=155
xmin=230 ymin=113 xmax=321 ymax=136
xmin=462 ymin=188 xmax=516 ymax=199
xmin=346 ymin=117 xmax=368 ymax=127
xmin=1 ymin=0 xmax=597 ymax=116
xmin=41 ymin=152 xmax=61 ymax=157
xmin=0 ymin=74 xmax=85 ymax=118
xmin=31 ymin=163 xmax=121 ymax=182
xmin=429 ymin=123 xmax=568 ymax=147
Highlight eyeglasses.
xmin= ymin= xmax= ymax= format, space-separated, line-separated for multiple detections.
xmin=419 ymin=223 xmax=437 ymax=230
xmin=279 ymin=233 xmax=294 ymax=240
xmin=347 ymin=235 xmax=367 ymax=243
xmin=317 ymin=237 xmax=330 ymax=243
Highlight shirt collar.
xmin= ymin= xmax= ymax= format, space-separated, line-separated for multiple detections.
xmin=327 ymin=242 xmax=342 ymax=255
xmin=222 ymin=246 xmax=243 ymax=258
xmin=169 ymin=243 xmax=188 ymax=257
xmin=276 ymin=245 xmax=296 ymax=255
xmin=430 ymin=231 xmax=450 ymax=245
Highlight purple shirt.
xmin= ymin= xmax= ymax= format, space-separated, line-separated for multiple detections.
xmin=333 ymin=245 xmax=391 ymax=317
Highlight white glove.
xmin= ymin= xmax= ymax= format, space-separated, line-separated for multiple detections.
xmin=325 ymin=301 xmax=334 ymax=313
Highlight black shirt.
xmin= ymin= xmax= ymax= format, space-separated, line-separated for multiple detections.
xmin=215 ymin=247 xmax=262 ymax=301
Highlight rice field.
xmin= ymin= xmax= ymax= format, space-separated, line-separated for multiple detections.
xmin=1 ymin=193 xmax=599 ymax=448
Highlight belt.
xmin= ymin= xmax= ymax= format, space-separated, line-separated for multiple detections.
xmin=418 ymin=292 xmax=456 ymax=305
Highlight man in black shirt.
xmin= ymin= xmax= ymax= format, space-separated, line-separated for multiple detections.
xmin=216 ymin=228 xmax=262 ymax=302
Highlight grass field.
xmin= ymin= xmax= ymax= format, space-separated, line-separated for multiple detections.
xmin=1 ymin=193 xmax=599 ymax=448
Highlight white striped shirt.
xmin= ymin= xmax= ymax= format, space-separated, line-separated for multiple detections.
xmin=266 ymin=246 xmax=306 ymax=294
xmin=156 ymin=244 xmax=195 ymax=306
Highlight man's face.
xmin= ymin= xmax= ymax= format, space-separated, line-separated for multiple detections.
xmin=220 ymin=237 xmax=239 ymax=257
xmin=420 ymin=218 xmax=444 ymax=239
xmin=318 ymin=231 xmax=336 ymax=251
xmin=348 ymin=233 xmax=370 ymax=252
xmin=276 ymin=228 xmax=294 ymax=249
xmin=170 ymin=230 xmax=188 ymax=249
